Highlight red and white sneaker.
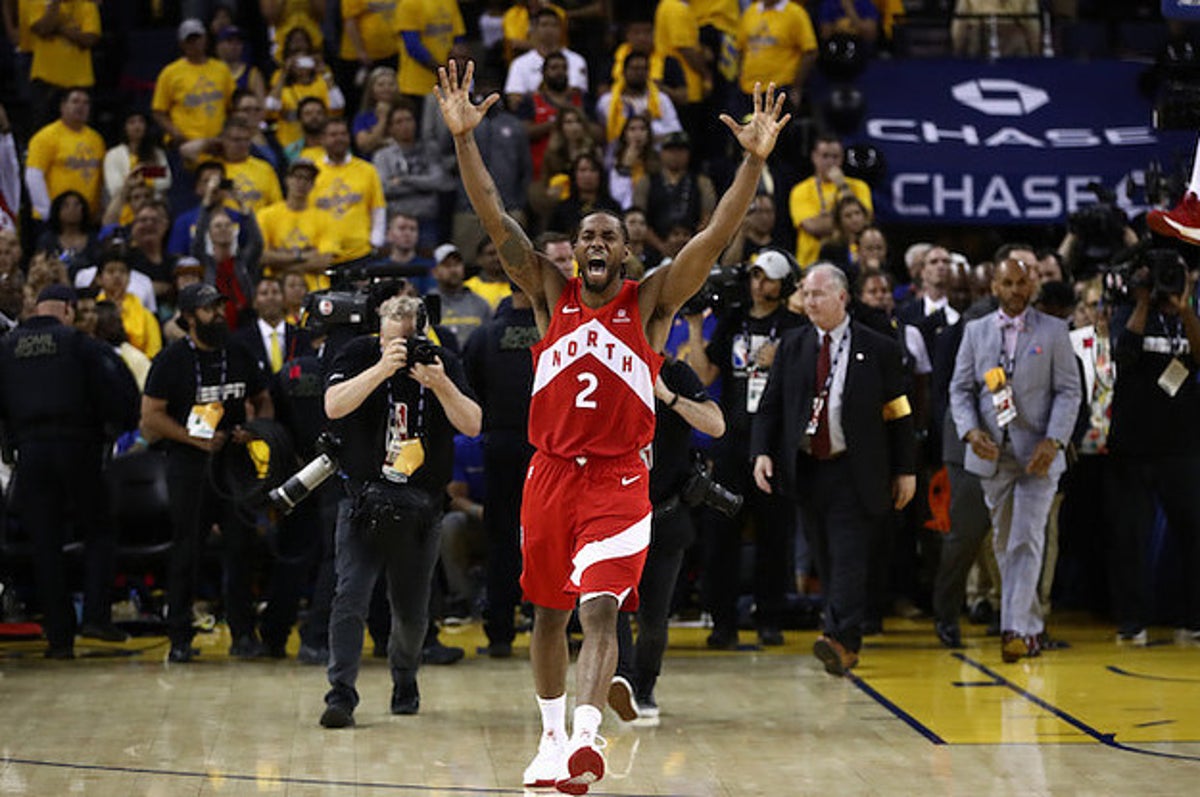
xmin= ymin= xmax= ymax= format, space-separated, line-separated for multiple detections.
xmin=1147 ymin=192 xmax=1200 ymax=244
xmin=523 ymin=730 xmax=566 ymax=789
xmin=554 ymin=731 xmax=607 ymax=795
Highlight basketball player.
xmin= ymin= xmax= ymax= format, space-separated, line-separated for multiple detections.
xmin=436 ymin=60 xmax=788 ymax=795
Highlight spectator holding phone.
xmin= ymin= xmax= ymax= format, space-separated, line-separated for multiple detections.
xmin=103 ymin=111 xmax=171 ymax=205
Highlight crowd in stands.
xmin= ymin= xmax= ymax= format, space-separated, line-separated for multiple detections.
xmin=0 ymin=0 xmax=1196 ymax=663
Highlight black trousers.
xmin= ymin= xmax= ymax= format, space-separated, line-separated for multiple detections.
xmin=258 ymin=478 xmax=331 ymax=650
xmin=702 ymin=438 xmax=794 ymax=633
xmin=165 ymin=447 xmax=258 ymax=647
xmin=616 ymin=500 xmax=695 ymax=701
xmin=482 ymin=431 xmax=534 ymax=646
xmin=933 ymin=462 xmax=992 ymax=627
xmin=1108 ymin=453 xmax=1200 ymax=633
xmin=16 ymin=440 xmax=113 ymax=649
xmin=800 ymin=457 xmax=879 ymax=653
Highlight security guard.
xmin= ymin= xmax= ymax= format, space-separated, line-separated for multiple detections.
xmin=0 ymin=285 xmax=140 ymax=658
xmin=461 ymin=285 xmax=539 ymax=657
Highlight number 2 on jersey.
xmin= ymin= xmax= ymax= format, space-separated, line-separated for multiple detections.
xmin=575 ymin=372 xmax=598 ymax=409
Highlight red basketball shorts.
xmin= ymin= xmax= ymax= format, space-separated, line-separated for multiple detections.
xmin=519 ymin=450 xmax=652 ymax=611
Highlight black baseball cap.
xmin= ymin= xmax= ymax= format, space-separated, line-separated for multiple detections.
xmin=37 ymin=284 xmax=77 ymax=304
xmin=178 ymin=283 xmax=227 ymax=312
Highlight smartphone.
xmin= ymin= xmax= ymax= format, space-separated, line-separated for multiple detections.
xmin=217 ymin=178 xmax=235 ymax=192
xmin=141 ymin=165 xmax=167 ymax=179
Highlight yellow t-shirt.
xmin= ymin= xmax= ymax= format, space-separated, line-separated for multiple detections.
xmin=222 ymin=156 xmax=283 ymax=212
xmin=16 ymin=0 xmax=39 ymax=53
xmin=311 ymin=155 xmax=385 ymax=263
xmin=29 ymin=0 xmax=100 ymax=87
xmin=736 ymin=1 xmax=817 ymax=94
xmin=339 ymin=0 xmax=398 ymax=61
xmin=788 ymin=174 xmax=872 ymax=267
xmin=654 ymin=0 xmax=705 ymax=103
xmin=269 ymin=73 xmax=333 ymax=149
xmin=257 ymin=200 xmax=338 ymax=291
xmin=873 ymin=0 xmax=905 ymax=38
xmin=501 ymin=3 xmax=566 ymax=62
xmin=99 ymin=291 xmax=162 ymax=359
xmin=691 ymin=0 xmax=739 ymax=34
xmin=463 ymin=276 xmax=511 ymax=311
xmin=394 ymin=0 xmax=465 ymax=96
xmin=151 ymin=57 xmax=236 ymax=142
xmin=26 ymin=120 xmax=105 ymax=220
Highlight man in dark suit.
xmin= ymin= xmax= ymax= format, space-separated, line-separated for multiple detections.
xmin=233 ymin=276 xmax=313 ymax=376
xmin=751 ymin=264 xmax=917 ymax=675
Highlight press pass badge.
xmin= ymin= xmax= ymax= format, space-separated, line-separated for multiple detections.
xmin=746 ymin=372 xmax=767 ymax=414
xmin=805 ymin=395 xmax=824 ymax=436
xmin=187 ymin=402 xmax=224 ymax=440
xmin=1158 ymin=357 xmax=1190 ymax=397
xmin=984 ymin=366 xmax=1018 ymax=428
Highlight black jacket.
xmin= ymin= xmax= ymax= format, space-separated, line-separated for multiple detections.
xmin=750 ymin=319 xmax=916 ymax=516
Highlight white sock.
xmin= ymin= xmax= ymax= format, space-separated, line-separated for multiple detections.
xmin=538 ymin=695 xmax=567 ymax=740
xmin=1190 ymin=134 xmax=1200 ymax=196
xmin=573 ymin=704 xmax=602 ymax=740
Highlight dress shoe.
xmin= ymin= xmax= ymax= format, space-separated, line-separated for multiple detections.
xmin=421 ymin=640 xmax=464 ymax=665
xmin=319 ymin=702 xmax=355 ymax=728
xmin=705 ymin=626 xmax=738 ymax=650
xmin=484 ymin=641 xmax=512 ymax=658
xmin=812 ymin=635 xmax=858 ymax=676
xmin=44 ymin=646 xmax=75 ymax=660
xmin=757 ymin=626 xmax=785 ymax=646
xmin=167 ymin=644 xmax=199 ymax=663
xmin=297 ymin=643 xmax=329 ymax=665
xmin=229 ymin=634 xmax=267 ymax=658
xmin=390 ymin=679 xmax=420 ymax=715
xmin=1001 ymin=631 xmax=1035 ymax=663
xmin=935 ymin=622 xmax=963 ymax=649
xmin=79 ymin=622 xmax=130 ymax=643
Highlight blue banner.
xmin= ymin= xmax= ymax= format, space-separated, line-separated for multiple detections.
xmin=1162 ymin=1 xmax=1200 ymax=21
xmin=850 ymin=59 xmax=1194 ymax=224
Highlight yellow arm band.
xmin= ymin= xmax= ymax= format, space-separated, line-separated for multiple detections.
xmin=882 ymin=395 xmax=912 ymax=422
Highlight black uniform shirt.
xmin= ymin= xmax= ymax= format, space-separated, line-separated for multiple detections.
xmin=144 ymin=336 xmax=266 ymax=436
xmin=707 ymin=305 xmax=801 ymax=434
xmin=463 ymin=297 xmax=538 ymax=435
xmin=326 ymin=335 xmax=474 ymax=495
xmin=650 ymin=359 xmax=709 ymax=505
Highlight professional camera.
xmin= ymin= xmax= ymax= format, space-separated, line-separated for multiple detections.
xmin=302 ymin=262 xmax=441 ymax=337
xmin=680 ymin=265 xmax=750 ymax=318
xmin=680 ymin=455 xmax=743 ymax=518
xmin=1066 ymin=182 xmax=1129 ymax=279
xmin=268 ymin=432 xmax=341 ymax=514
xmin=404 ymin=334 xmax=439 ymax=371
xmin=1100 ymin=245 xmax=1189 ymax=306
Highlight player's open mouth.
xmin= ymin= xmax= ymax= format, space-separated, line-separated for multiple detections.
xmin=586 ymin=258 xmax=607 ymax=276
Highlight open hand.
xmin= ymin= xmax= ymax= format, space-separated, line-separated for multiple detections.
xmin=1025 ymin=438 xmax=1059 ymax=477
xmin=719 ymin=82 xmax=791 ymax=160
xmin=434 ymin=60 xmax=499 ymax=138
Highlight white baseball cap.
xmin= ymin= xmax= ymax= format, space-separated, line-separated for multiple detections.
xmin=750 ymin=249 xmax=793 ymax=281
xmin=434 ymin=243 xmax=461 ymax=264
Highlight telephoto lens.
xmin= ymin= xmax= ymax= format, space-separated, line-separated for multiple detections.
xmin=269 ymin=453 xmax=338 ymax=513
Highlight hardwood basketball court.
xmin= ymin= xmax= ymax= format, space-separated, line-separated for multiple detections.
xmin=2 ymin=616 xmax=1197 ymax=795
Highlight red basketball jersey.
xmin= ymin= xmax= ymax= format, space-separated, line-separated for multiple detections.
xmin=529 ymin=278 xmax=663 ymax=458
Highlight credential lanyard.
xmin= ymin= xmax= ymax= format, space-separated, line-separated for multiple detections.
xmin=186 ymin=336 xmax=227 ymax=401
xmin=386 ymin=376 xmax=426 ymax=440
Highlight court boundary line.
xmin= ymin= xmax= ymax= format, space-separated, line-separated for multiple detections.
xmin=848 ymin=672 xmax=946 ymax=744
xmin=954 ymin=653 xmax=1200 ymax=762
xmin=0 ymin=755 xmax=685 ymax=797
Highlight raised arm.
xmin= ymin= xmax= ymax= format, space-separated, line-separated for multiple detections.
xmin=435 ymin=60 xmax=551 ymax=303
xmin=641 ymin=83 xmax=789 ymax=342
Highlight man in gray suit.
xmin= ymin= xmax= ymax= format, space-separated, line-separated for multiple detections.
xmin=950 ymin=258 xmax=1080 ymax=662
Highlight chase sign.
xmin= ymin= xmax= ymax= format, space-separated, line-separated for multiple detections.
xmin=851 ymin=59 xmax=1193 ymax=224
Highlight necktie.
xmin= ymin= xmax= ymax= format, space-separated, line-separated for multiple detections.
xmin=812 ymin=333 xmax=832 ymax=459
xmin=269 ymin=330 xmax=283 ymax=373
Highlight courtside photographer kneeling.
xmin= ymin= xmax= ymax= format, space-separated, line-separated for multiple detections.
xmin=319 ymin=295 xmax=481 ymax=728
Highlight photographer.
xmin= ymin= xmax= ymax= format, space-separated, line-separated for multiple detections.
xmin=1108 ymin=249 xmax=1200 ymax=645
xmin=686 ymin=250 xmax=802 ymax=648
xmin=610 ymin=357 xmax=726 ymax=722
xmin=319 ymin=295 xmax=481 ymax=728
